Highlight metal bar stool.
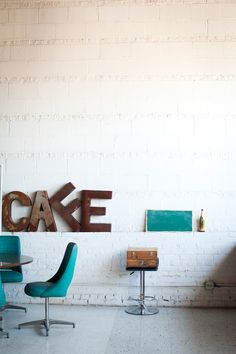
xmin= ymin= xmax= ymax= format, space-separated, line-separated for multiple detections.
xmin=125 ymin=251 xmax=159 ymax=316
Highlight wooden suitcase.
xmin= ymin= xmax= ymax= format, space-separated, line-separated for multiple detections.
xmin=127 ymin=247 xmax=158 ymax=269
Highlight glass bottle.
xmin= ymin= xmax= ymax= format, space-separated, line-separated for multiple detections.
xmin=198 ymin=209 xmax=205 ymax=232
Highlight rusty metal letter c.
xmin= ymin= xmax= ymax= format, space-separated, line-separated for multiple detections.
xmin=2 ymin=191 xmax=32 ymax=232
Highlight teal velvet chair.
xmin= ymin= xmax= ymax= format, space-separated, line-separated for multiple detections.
xmin=0 ymin=235 xmax=26 ymax=312
xmin=19 ymin=242 xmax=78 ymax=336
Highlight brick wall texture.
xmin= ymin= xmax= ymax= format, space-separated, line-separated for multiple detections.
xmin=1 ymin=0 xmax=236 ymax=306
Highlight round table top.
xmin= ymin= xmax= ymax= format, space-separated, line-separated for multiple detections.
xmin=0 ymin=254 xmax=33 ymax=269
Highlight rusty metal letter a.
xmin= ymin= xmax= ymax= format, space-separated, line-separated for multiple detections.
xmin=50 ymin=182 xmax=81 ymax=232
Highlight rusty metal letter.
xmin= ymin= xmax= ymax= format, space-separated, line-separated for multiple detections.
xmin=50 ymin=182 xmax=81 ymax=231
xmin=81 ymin=190 xmax=112 ymax=232
xmin=2 ymin=191 xmax=32 ymax=232
xmin=28 ymin=191 xmax=57 ymax=232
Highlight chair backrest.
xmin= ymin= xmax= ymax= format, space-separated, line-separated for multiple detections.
xmin=42 ymin=242 xmax=78 ymax=298
xmin=0 ymin=235 xmax=23 ymax=284
xmin=0 ymin=235 xmax=21 ymax=255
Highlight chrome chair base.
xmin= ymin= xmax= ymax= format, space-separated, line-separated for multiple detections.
xmin=18 ymin=298 xmax=75 ymax=336
xmin=18 ymin=319 xmax=75 ymax=336
xmin=4 ymin=303 xmax=27 ymax=313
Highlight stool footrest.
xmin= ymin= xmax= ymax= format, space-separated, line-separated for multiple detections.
xmin=128 ymin=295 xmax=157 ymax=302
xmin=126 ymin=269 xmax=159 ymax=316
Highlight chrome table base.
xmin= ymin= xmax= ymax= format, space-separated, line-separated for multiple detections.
xmin=0 ymin=315 xmax=9 ymax=338
xmin=0 ymin=303 xmax=26 ymax=339
xmin=125 ymin=270 xmax=159 ymax=316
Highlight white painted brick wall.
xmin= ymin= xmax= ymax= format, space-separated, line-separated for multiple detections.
xmin=1 ymin=0 xmax=236 ymax=307
xmin=2 ymin=231 xmax=236 ymax=307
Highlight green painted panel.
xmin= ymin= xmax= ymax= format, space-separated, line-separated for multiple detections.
xmin=146 ymin=210 xmax=192 ymax=232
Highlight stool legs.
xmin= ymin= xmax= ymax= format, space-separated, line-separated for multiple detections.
xmin=125 ymin=270 xmax=159 ymax=316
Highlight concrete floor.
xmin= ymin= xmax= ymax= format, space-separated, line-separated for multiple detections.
xmin=1 ymin=305 xmax=236 ymax=354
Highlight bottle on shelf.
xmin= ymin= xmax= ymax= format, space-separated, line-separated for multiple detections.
xmin=198 ymin=209 xmax=205 ymax=232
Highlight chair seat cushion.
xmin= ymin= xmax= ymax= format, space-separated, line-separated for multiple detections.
xmin=1 ymin=270 xmax=23 ymax=283
xmin=25 ymin=282 xmax=53 ymax=298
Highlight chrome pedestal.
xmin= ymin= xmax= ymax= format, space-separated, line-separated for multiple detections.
xmin=0 ymin=315 xmax=9 ymax=338
xmin=18 ymin=298 xmax=75 ymax=336
xmin=125 ymin=270 xmax=159 ymax=316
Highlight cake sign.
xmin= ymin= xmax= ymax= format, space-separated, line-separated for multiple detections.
xmin=2 ymin=182 xmax=112 ymax=232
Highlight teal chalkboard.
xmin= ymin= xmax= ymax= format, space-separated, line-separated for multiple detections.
xmin=146 ymin=210 xmax=192 ymax=232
